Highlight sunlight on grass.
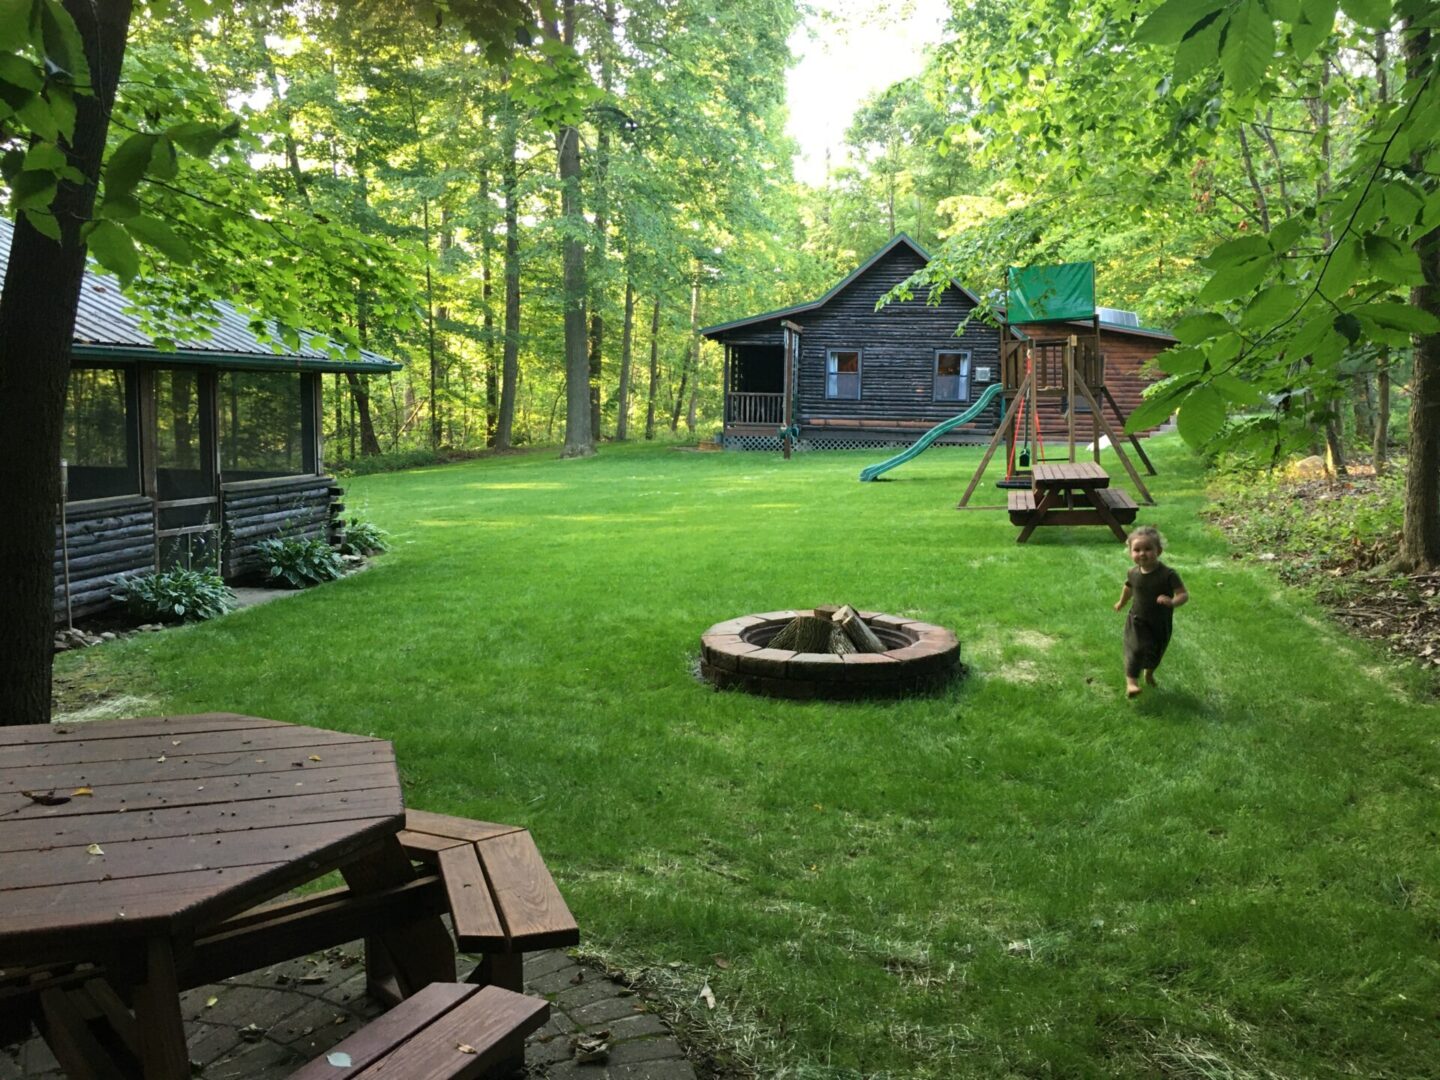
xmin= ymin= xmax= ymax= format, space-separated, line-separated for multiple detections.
xmin=61 ymin=437 xmax=1440 ymax=1078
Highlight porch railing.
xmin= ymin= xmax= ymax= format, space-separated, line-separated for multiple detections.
xmin=726 ymin=392 xmax=784 ymax=426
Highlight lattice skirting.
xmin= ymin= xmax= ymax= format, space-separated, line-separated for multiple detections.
xmin=723 ymin=433 xmax=986 ymax=452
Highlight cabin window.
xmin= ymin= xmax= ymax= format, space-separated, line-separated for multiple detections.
xmin=934 ymin=350 xmax=971 ymax=402
xmin=826 ymin=349 xmax=861 ymax=400
xmin=154 ymin=368 xmax=211 ymax=500
xmin=61 ymin=367 xmax=139 ymax=500
xmin=220 ymin=371 xmax=309 ymax=479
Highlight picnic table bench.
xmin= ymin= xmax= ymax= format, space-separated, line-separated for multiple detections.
xmin=1006 ymin=461 xmax=1137 ymax=543
xmin=0 ymin=714 xmax=576 ymax=1080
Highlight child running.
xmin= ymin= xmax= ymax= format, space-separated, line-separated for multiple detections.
xmin=1113 ymin=525 xmax=1188 ymax=698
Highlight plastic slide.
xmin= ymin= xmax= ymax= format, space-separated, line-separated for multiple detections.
xmin=858 ymin=382 xmax=1006 ymax=482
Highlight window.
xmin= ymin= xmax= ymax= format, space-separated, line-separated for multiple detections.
xmin=826 ymin=350 xmax=861 ymax=400
xmin=153 ymin=368 xmax=210 ymax=499
xmin=61 ymin=367 xmax=139 ymax=500
xmin=220 ymin=371 xmax=308 ymax=479
xmin=934 ymin=350 xmax=971 ymax=402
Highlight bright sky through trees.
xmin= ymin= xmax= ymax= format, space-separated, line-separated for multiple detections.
xmin=785 ymin=0 xmax=948 ymax=186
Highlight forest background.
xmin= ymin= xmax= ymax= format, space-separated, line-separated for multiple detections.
xmin=38 ymin=0 xmax=1420 ymax=473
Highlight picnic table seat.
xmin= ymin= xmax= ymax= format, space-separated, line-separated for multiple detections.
xmin=397 ymin=811 xmax=580 ymax=994
xmin=1006 ymin=486 xmax=1138 ymax=526
xmin=289 ymin=982 xmax=547 ymax=1080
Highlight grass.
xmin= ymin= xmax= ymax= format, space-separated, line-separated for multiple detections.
xmin=60 ymin=437 xmax=1440 ymax=1078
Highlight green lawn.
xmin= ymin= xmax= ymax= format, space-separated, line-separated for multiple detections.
xmin=63 ymin=438 xmax=1440 ymax=1078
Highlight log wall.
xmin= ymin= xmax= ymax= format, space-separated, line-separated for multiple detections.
xmin=221 ymin=474 xmax=343 ymax=579
xmin=53 ymin=495 xmax=156 ymax=619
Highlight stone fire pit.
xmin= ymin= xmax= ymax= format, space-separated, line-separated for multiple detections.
xmin=699 ymin=609 xmax=962 ymax=699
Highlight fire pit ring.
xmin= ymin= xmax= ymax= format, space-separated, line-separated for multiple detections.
xmin=699 ymin=609 xmax=962 ymax=700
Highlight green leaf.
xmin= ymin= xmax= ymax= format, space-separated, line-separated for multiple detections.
xmin=1352 ymin=301 xmax=1440 ymax=334
xmin=1136 ymin=0 xmax=1228 ymax=45
xmin=148 ymin=134 xmax=178 ymax=180
xmin=1288 ymin=313 xmax=1342 ymax=357
xmin=85 ymin=219 xmax=139 ymax=284
xmin=97 ymin=192 xmax=141 ymax=220
xmin=21 ymin=139 xmax=62 ymax=171
xmin=1318 ymin=238 xmax=1363 ymax=297
xmin=9 ymin=166 xmax=54 ymax=209
xmin=1177 ymin=385 xmax=1226 ymax=446
xmin=45 ymin=83 xmax=73 ymax=139
xmin=1291 ymin=0 xmax=1337 ymax=58
xmin=1363 ymin=234 xmax=1423 ymax=283
xmin=1383 ymin=181 xmax=1424 ymax=226
xmin=21 ymin=207 xmax=59 ymax=241
xmin=167 ymin=120 xmax=227 ymax=158
xmin=1211 ymin=372 xmax=1263 ymax=404
xmin=39 ymin=0 xmax=87 ymax=85
xmin=1333 ymin=312 xmax=1362 ymax=344
xmin=0 ymin=0 xmax=34 ymax=53
xmin=1125 ymin=381 xmax=1191 ymax=433
xmin=0 ymin=51 xmax=42 ymax=90
xmin=1264 ymin=0 xmax=1301 ymax=20
xmin=1172 ymin=313 xmax=1233 ymax=346
xmin=1338 ymin=0 xmax=1391 ymax=29
xmin=1267 ymin=215 xmax=1309 ymax=253
xmin=104 ymin=133 xmax=156 ymax=199
xmin=1240 ymin=284 xmax=1298 ymax=329
xmin=15 ymin=89 xmax=55 ymax=138
xmin=125 ymin=215 xmax=191 ymax=263
xmin=1203 ymin=234 xmax=1272 ymax=269
xmin=1174 ymin=12 xmax=1225 ymax=83
xmin=1157 ymin=345 xmax=1207 ymax=374
xmin=1220 ymin=1 xmax=1276 ymax=95
xmin=1198 ymin=257 xmax=1273 ymax=304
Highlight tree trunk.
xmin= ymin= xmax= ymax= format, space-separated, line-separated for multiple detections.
xmin=1374 ymin=347 xmax=1390 ymax=475
xmin=685 ymin=270 xmax=700 ymax=432
xmin=480 ymin=164 xmax=498 ymax=448
xmin=670 ymin=361 xmax=688 ymax=432
xmin=645 ymin=296 xmax=661 ymax=440
xmin=423 ymin=198 xmax=441 ymax=450
xmin=586 ymin=0 xmax=617 ymax=440
xmin=497 ymin=79 xmax=522 ymax=451
xmin=548 ymin=2 xmax=593 ymax=459
xmin=615 ymin=275 xmax=635 ymax=441
xmin=345 ymin=374 xmax=382 ymax=456
xmin=0 ymin=0 xmax=134 ymax=725
xmin=1397 ymin=20 xmax=1440 ymax=572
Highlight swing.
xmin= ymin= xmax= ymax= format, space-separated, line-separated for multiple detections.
xmin=996 ymin=357 xmax=1046 ymax=490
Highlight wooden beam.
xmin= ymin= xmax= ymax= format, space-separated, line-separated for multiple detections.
xmin=958 ymin=370 xmax=1031 ymax=507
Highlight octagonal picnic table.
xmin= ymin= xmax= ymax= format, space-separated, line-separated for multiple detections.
xmin=0 ymin=713 xmax=457 ymax=1079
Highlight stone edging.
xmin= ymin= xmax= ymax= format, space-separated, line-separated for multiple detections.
xmin=699 ymin=610 xmax=962 ymax=699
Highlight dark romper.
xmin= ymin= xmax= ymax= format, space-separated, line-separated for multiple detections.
xmin=1123 ymin=563 xmax=1184 ymax=678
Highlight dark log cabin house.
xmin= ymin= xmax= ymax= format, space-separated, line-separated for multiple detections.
xmin=701 ymin=234 xmax=1176 ymax=451
xmin=0 ymin=220 xmax=403 ymax=621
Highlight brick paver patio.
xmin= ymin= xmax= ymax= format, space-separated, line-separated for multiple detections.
xmin=2 ymin=944 xmax=697 ymax=1079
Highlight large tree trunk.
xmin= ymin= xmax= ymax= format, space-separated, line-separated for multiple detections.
xmin=1398 ymin=20 xmax=1440 ymax=572
xmin=685 ymin=271 xmax=701 ymax=433
xmin=480 ymin=163 xmax=498 ymax=448
xmin=1374 ymin=347 xmax=1390 ymax=475
xmin=0 ymin=0 xmax=134 ymax=726
xmin=549 ymin=2 xmax=593 ymax=458
xmin=586 ymin=0 xmax=616 ymax=440
xmin=615 ymin=275 xmax=635 ymax=441
xmin=345 ymin=374 xmax=382 ymax=456
xmin=497 ymin=79 xmax=521 ymax=451
xmin=645 ymin=296 xmax=660 ymax=440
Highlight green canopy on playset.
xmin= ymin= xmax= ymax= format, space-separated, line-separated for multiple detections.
xmin=1006 ymin=261 xmax=1096 ymax=324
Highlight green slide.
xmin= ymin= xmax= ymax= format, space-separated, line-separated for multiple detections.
xmin=858 ymin=382 xmax=1005 ymax=482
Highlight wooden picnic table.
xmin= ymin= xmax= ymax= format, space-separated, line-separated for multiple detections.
xmin=0 ymin=712 xmax=456 ymax=1079
xmin=1007 ymin=461 xmax=1137 ymax=543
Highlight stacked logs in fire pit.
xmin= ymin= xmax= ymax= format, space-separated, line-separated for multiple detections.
xmin=767 ymin=605 xmax=887 ymax=655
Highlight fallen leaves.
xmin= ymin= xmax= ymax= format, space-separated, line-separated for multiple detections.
xmin=455 ymin=1043 xmax=477 ymax=1055
xmin=699 ymin=982 xmax=716 ymax=1009
xmin=86 ymin=843 xmax=105 ymax=856
xmin=571 ymin=1032 xmax=609 ymax=1064
xmin=326 ymin=1051 xmax=353 ymax=1067
xmin=71 ymin=786 xmax=93 ymax=797
xmin=21 ymin=790 xmax=70 ymax=806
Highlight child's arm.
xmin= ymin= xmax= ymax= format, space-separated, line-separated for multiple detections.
xmin=1113 ymin=583 xmax=1132 ymax=612
xmin=1158 ymin=588 xmax=1189 ymax=609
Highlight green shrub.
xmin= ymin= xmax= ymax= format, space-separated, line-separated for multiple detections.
xmin=256 ymin=536 xmax=345 ymax=588
xmin=113 ymin=568 xmax=237 ymax=623
xmin=340 ymin=516 xmax=390 ymax=556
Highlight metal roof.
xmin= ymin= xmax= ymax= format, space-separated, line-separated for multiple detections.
xmin=699 ymin=233 xmax=984 ymax=339
xmin=0 ymin=218 xmax=402 ymax=374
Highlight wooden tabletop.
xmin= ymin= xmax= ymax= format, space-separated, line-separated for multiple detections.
xmin=1032 ymin=461 xmax=1111 ymax=487
xmin=0 ymin=713 xmax=405 ymax=963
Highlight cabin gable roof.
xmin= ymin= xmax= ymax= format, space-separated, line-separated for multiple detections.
xmin=700 ymin=233 xmax=982 ymax=339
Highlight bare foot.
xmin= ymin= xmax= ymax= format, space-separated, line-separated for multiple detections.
xmin=1126 ymin=679 xmax=1141 ymax=698
xmin=1144 ymin=670 xmax=1158 ymax=687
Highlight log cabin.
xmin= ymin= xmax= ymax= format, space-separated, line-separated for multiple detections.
xmin=0 ymin=220 xmax=403 ymax=621
xmin=701 ymin=234 xmax=1176 ymax=451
